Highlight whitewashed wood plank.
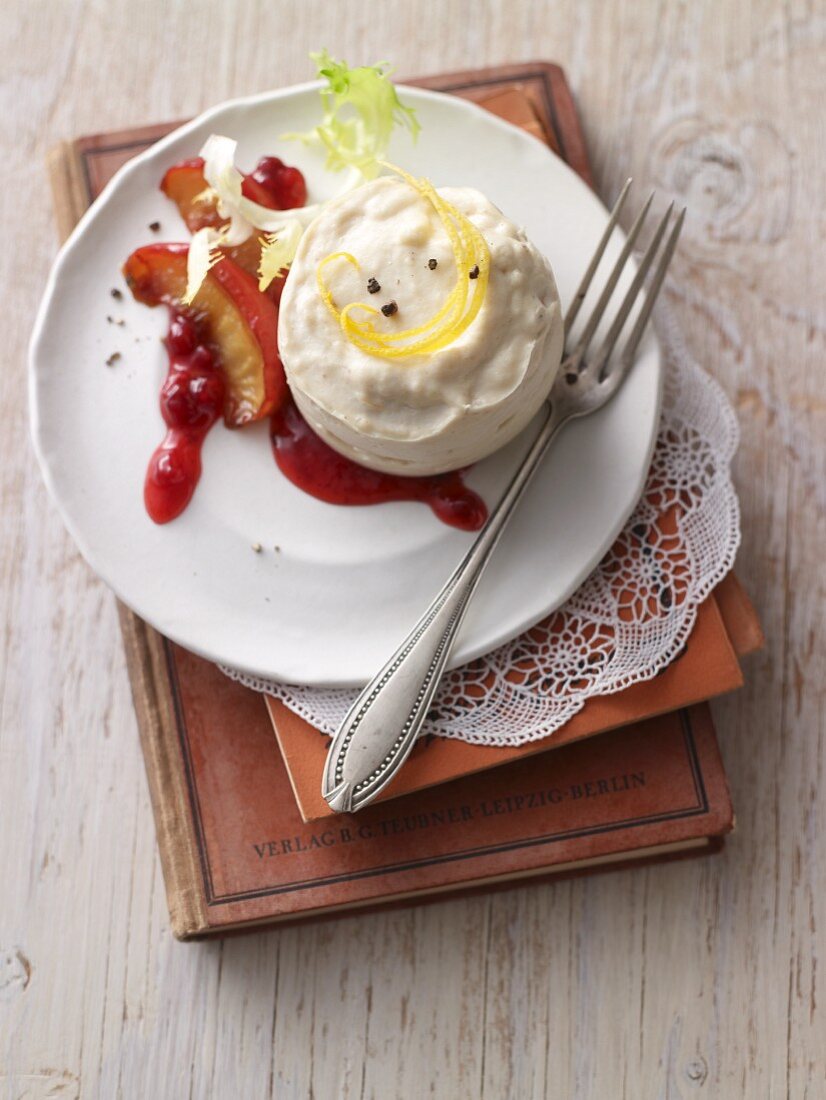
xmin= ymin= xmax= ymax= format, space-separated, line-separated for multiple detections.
xmin=0 ymin=0 xmax=823 ymax=1097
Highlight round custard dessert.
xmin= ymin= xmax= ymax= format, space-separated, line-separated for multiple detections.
xmin=278 ymin=175 xmax=563 ymax=476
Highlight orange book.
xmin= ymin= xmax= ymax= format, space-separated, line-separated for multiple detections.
xmin=268 ymin=575 xmax=761 ymax=820
xmin=158 ymin=643 xmax=734 ymax=938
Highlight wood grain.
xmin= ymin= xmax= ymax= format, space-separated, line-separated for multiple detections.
xmin=1 ymin=1 xmax=823 ymax=1096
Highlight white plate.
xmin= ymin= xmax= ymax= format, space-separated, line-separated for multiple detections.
xmin=30 ymin=84 xmax=661 ymax=688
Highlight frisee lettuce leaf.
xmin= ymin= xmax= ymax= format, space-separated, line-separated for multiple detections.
xmin=257 ymin=221 xmax=305 ymax=291
xmin=285 ymin=49 xmax=420 ymax=180
xmin=182 ymin=226 xmax=223 ymax=305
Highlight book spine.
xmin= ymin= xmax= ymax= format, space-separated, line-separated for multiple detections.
xmin=118 ymin=608 xmax=208 ymax=938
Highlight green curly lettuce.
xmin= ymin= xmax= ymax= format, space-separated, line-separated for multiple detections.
xmin=285 ymin=49 xmax=420 ymax=180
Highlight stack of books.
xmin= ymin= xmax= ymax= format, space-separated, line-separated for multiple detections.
xmin=49 ymin=62 xmax=761 ymax=939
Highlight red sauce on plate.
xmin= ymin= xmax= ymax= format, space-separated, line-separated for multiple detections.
xmin=144 ymin=312 xmax=225 ymax=523
xmin=271 ymin=397 xmax=488 ymax=532
xmin=145 ymin=312 xmax=487 ymax=531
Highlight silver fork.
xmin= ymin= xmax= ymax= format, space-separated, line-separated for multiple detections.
xmin=322 ymin=182 xmax=685 ymax=813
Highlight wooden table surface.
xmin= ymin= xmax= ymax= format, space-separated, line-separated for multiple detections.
xmin=3 ymin=1 xmax=824 ymax=1096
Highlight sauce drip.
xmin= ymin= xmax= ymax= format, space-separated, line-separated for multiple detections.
xmin=271 ymin=397 xmax=488 ymax=532
xmin=144 ymin=312 xmax=225 ymax=523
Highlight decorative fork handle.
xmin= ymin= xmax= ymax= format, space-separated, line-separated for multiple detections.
xmin=322 ymin=402 xmax=566 ymax=813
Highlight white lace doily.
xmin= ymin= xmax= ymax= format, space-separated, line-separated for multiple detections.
xmin=223 ymin=302 xmax=740 ymax=746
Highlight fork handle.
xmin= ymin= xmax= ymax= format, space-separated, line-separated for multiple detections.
xmin=322 ymin=403 xmax=565 ymax=813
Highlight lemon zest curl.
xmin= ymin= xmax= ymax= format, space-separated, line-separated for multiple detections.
xmin=316 ymin=164 xmax=490 ymax=361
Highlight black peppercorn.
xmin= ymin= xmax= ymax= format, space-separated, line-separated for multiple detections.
xmin=367 ymin=277 xmax=381 ymax=294
xmin=148 ymin=221 xmax=161 ymax=232
xmin=468 ymin=265 xmax=480 ymax=279
xmin=381 ymin=301 xmax=398 ymax=317
xmin=428 ymin=258 xmax=438 ymax=270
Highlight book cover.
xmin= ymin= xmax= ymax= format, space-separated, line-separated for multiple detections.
xmin=149 ymin=630 xmax=733 ymax=938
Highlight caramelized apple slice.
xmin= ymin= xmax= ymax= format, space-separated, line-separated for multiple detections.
xmin=123 ymin=243 xmax=287 ymax=425
xmin=160 ymin=159 xmax=222 ymax=232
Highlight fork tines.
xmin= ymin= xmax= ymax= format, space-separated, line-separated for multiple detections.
xmin=563 ymin=180 xmax=685 ymax=383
